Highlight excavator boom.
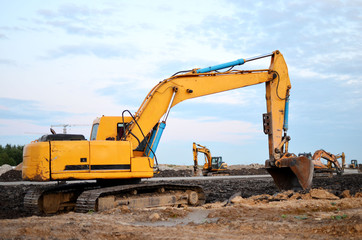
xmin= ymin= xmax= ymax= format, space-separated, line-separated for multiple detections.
xmin=123 ymin=50 xmax=312 ymax=190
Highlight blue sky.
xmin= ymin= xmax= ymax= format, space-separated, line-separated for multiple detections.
xmin=0 ymin=0 xmax=361 ymax=165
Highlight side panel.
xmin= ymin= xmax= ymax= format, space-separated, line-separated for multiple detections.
xmin=89 ymin=141 xmax=131 ymax=172
xmin=22 ymin=142 xmax=50 ymax=181
xmin=131 ymin=156 xmax=154 ymax=174
xmin=51 ymin=141 xmax=90 ymax=175
xmin=33 ymin=140 xmax=153 ymax=180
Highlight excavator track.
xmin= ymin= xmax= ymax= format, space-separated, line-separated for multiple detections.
xmin=24 ymin=182 xmax=205 ymax=215
xmin=24 ymin=182 xmax=99 ymax=215
xmin=76 ymin=183 xmax=206 ymax=213
xmin=24 ymin=188 xmax=44 ymax=215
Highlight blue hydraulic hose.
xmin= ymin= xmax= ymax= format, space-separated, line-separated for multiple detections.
xmin=195 ymin=52 xmax=273 ymax=74
xmin=196 ymin=58 xmax=245 ymax=73
xmin=145 ymin=122 xmax=166 ymax=159
xmin=283 ymin=96 xmax=289 ymax=131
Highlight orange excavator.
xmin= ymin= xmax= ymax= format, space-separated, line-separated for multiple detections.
xmin=299 ymin=150 xmax=345 ymax=175
xmin=22 ymin=50 xmax=314 ymax=214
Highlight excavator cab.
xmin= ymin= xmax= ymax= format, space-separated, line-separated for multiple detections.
xmin=349 ymin=160 xmax=358 ymax=169
xmin=211 ymin=157 xmax=227 ymax=170
xmin=298 ymin=152 xmax=312 ymax=159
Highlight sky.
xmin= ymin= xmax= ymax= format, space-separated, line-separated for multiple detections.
xmin=0 ymin=0 xmax=361 ymax=166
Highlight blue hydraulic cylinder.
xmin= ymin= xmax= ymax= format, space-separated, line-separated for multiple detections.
xmin=196 ymin=58 xmax=245 ymax=73
xmin=145 ymin=122 xmax=166 ymax=159
xmin=283 ymin=97 xmax=290 ymax=131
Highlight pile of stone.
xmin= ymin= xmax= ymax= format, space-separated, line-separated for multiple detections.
xmin=0 ymin=164 xmax=13 ymax=176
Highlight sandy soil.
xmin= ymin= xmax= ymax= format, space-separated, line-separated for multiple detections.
xmin=0 ymin=189 xmax=361 ymax=240
xmin=0 ymin=165 xmax=361 ymax=239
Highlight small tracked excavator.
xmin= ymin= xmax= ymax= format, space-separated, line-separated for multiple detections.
xmin=22 ymin=50 xmax=314 ymax=214
xmin=192 ymin=142 xmax=228 ymax=176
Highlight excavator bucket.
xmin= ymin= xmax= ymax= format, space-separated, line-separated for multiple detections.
xmin=266 ymin=156 xmax=314 ymax=191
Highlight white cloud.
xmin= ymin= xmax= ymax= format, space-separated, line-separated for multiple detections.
xmin=190 ymin=89 xmax=257 ymax=106
xmin=0 ymin=105 xmax=8 ymax=111
xmin=0 ymin=119 xmax=49 ymax=136
xmin=163 ymin=117 xmax=260 ymax=144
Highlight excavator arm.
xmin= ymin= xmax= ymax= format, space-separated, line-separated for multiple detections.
xmin=123 ymin=50 xmax=313 ymax=190
xmin=192 ymin=142 xmax=212 ymax=176
xmin=126 ymin=52 xmax=283 ymax=149
xmin=125 ymin=68 xmax=271 ymax=148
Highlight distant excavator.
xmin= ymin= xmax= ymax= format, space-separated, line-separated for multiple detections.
xmin=348 ymin=159 xmax=358 ymax=169
xmin=299 ymin=150 xmax=345 ymax=176
xmin=192 ymin=142 xmax=228 ymax=176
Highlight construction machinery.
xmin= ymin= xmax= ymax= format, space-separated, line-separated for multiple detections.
xmin=192 ymin=142 xmax=228 ymax=176
xmin=22 ymin=50 xmax=314 ymax=214
xmin=348 ymin=160 xmax=358 ymax=169
xmin=299 ymin=150 xmax=345 ymax=176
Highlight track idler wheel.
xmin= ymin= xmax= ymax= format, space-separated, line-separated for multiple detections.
xmin=266 ymin=156 xmax=314 ymax=191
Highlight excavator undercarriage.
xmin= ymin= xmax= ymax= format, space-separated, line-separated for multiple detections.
xmin=24 ymin=181 xmax=205 ymax=214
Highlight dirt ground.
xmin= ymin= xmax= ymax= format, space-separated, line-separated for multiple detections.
xmin=0 ymin=166 xmax=361 ymax=239
xmin=0 ymin=188 xmax=361 ymax=240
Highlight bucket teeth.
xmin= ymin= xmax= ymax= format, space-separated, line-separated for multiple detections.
xmin=266 ymin=156 xmax=314 ymax=191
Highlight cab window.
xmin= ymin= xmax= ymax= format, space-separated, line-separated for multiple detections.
xmin=117 ymin=123 xmax=128 ymax=140
xmin=90 ymin=123 xmax=99 ymax=140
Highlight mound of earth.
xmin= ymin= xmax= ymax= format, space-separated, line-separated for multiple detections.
xmin=0 ymin=170 xmax=22 ymax=182
xmin=154 ymin=169 xmax=193 ymax=177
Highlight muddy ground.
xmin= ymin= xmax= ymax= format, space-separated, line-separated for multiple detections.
xmin=0 ymin=168 xmax=361 ymax=239
xmin=153 ymin=168 xmax=267 ymax=177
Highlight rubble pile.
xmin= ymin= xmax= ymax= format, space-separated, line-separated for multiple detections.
xmin=0 ymin=170 xmax=22 ymax=182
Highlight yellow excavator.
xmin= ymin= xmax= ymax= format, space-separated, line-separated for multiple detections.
xmin=22 ymin=50 xmax=313 ymax=214
xmin=192 ymin=142 xmax=228 ymax=176
xmin=348 ymin=160 xmax=358 ymax=169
